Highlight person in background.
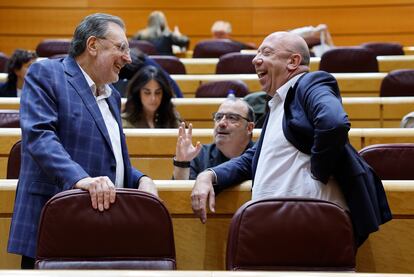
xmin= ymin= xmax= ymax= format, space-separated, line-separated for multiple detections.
xmin=0 ymin=49 xmax=37 ymax=97
xmin=173 ymin=96 xmax=255 ymax=181
xmin=132 ymin=11 xmax=189 ymax=56
xmin=211 ymin=20 xmax=256 ymax=49
xmin=290 ymin=24 xmax=334 ymax=56
xmin=190 ymin=31 xmax=391 ymax=247
xmin=114 ymin=49 xmax=183 ymax=98
xmin=7 ymin=13 xmax=158 ymax=269
xmin=122 ymin=65 xmax=181 ymax=128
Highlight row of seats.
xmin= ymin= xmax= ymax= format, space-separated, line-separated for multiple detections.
xmin=35 ymin=188 xmax=355 ymax=270
xmin=33 ymin=39 xmax=405 ymax=59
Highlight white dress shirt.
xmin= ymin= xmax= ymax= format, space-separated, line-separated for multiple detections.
xmin=78 ymin=65 xmax=125 ymax=188
xmin=253 ymin=73 xmax=347 ymax=209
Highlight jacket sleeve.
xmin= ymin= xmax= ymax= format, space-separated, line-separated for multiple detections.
xmin=211 ymin=145 xmax=255 ymax=193
xmin=20 ymin=61 xmax=89 ymax=190
xmin=302 ymin=73 xmax=350 ymax=183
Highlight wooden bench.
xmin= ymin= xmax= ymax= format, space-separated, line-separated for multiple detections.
xmin=172 ymin=73 xmax=387 ymax=98
xmin=1 ymin=179 xmax=413 ymax=272
xmin=181 ymin=56 xmax=414 ymax=74
xmin=1 ymin=128 xmax=414 ymax=180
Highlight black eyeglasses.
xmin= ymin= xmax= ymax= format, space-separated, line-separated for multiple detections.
xmin=212 ymin=112 xmax=250 ymax=123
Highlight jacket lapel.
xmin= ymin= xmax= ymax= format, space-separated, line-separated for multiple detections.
xmin=63 ymin=57 xmax=114 ymax=151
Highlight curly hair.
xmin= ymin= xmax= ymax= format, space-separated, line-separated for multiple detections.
xmin=123 ymin=65 xmax=179 ymax=128
xmin=6 ymin=49 xmax=37 ymax=85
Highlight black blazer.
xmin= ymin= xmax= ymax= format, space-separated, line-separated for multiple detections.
xmin=0 ymin=82 xmax=17 ymax=97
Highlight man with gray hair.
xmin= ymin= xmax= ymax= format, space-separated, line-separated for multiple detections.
xmin=8 ymin=13 xmax=157 ymax=268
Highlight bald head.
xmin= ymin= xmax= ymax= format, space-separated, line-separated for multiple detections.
xmin=265 ymin=31 xmax=310 ymax=66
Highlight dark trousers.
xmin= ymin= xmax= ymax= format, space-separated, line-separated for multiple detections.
xmin=21 ymin=255 xmax=35 ymax=269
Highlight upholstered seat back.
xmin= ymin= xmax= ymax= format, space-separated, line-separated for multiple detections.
xmin=359 ymin=143 xmax=414 ymax=179
xmin=36 ymin=39 xmax=71 ymax=57
xmin=0 ymin=52 xmax=9 ymax=73
xmin=319 ymin=47 xmax=379 ymax=73
xmin=226 ymin=197 xmax=355 ymax=271
xmin=0 ymin=110 xmax=19 ymax=128
xmin=195 ymin=80 xmax=249 ymax=98
xmin=216 ymin=53 xmax=256 ymax=74
xmin=149 ymin=55 xmax=186 ymax=74
xmin=36 ymin=189 xmax=176 ymax=270
xmin=129 ymin=40 xmax=158 ymax=55
xmin=193 ymin=39 xmax=243 ymax=58
xmin=7 ymin=140 xmax=21 ymax=179
xmin=360 ymin=42 xmax=404 ymax=56
xmin=380 ymin=69 xmax=414 ymax=97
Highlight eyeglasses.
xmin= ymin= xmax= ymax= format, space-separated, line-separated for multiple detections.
xmin=212 ymin=112 xmax=250 ymax=123
xmin=98 ymin=37 xmax=130 ymax=55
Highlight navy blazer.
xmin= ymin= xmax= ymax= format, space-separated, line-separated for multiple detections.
xmin=213 ymin=71 xmax=392 ymax=246
xmin=8 ymin=57 xmax=144 ymax=258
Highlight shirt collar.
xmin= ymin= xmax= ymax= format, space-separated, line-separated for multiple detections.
xmin=77 ymin=63 xmax=112 ymax=100
xmin=269 ymin=72 xmax=306 ymax=108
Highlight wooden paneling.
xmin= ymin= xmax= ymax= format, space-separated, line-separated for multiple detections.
xmin=1 ymin=1 xmax=414 ymax=55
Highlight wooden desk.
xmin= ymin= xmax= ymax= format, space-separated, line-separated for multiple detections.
xmin=172 ymin=73 xmax=387 ymax=98
xmin=0 ymin=128 xmax=413 ymax=180
xmin=181 ymin=56 xmax=414 ymax=74
xmin=1 ymin=179 xmax=414 ymax=272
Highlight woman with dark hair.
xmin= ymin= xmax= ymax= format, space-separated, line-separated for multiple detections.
xmin=122 ymin=65 xmax=181 ymax=128
xmin=0 ymin=49 xmax=37 ymax=97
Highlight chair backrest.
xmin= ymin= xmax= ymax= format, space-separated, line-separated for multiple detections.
xmin=0 ymin=52 xmax=9 ymax=73
xmin=359 ymin=143 xmax=414 ymax=179
xmin=193 ymin=39 xmax=243 ymax=58
xmin=226 ymin=197 xmax=355 ymax=271
xmin=36 ymin=39 xmax=71 ymax=57
xmin=216 ymin=53 xmax=256 ymax=74
xmin=195 ymin=80 xmax=249 ymax=98
xmin=360 ymin=42 xmax=404 ymax=56
xmin=0 ymin=109 xmax=19 ymax=128
xmin=319 ymin=47 xmax=379 ymax=73
xmin=380 ymin=69 xmax=414 ymax=97
xmin=149 ymin=55 xmax=186 ymax=74
xmin=129 ymin=40 xmax=158 ymax=55
xmin=7 ymin=140 xmax=21 ymax=179
xmin=36 ymin=189 xmax=176 ymax=269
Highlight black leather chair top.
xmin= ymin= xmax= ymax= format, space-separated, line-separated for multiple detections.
xmin=7 ymin=140 xmax=21 ymax=179
xmin=360 ymin=42 xmax=404 ymax=56
xmin=36 ymin=39 xmax=71 ymax=57
xmin=0 ymin=52 xmax=9 ymax=73
xmin=193 ymin=39 xmax=243 ymax=58
xmin=380 ymin=69 xmax=414 ymax=97
xmin=319 ymin=47 xmax=379 ymax=73
xmin=195 ymin=80 xmax=249 ymax=98
xmin=36 ymin=189 xmax=176 ymax=270
xmin=149 ymin=55 xmax=186 ymax=74
xmin=227 ymin=197 xmax=355 ymax=271
xmin=359 ymin=143 xmax=414 ymax=179
xmin=129 ymin=40 xmax=158 ymax=55
xmin=216 ymin=53 xmax=256 ymax=74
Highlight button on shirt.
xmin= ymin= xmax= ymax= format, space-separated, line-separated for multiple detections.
xmin=78 ymin=65 xmax=125 ymax=188
xmin=253 ymin=73 xmax=348 ymax=209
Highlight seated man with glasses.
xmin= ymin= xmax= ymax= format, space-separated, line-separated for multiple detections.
xmin=173 ymin=96 xmax=255 ymax=181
